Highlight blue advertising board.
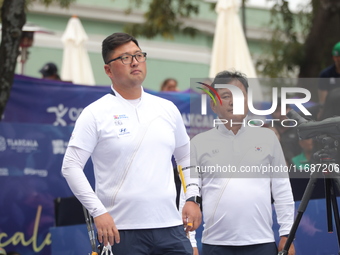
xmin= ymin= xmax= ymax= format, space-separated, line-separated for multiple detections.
xmin=2 ymin=75 xmax=213 ymax=138
xmin=0 ymin=122 xmax=94 ymax=255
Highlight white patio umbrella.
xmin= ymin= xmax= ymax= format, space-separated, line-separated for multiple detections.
xmin=61 ymin=16 xmax=95 ymax=85
xmin=209 ymin=0 xmax=263 ymax=101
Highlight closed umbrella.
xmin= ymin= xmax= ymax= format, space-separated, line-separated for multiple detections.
xmin=61 ymin=16 xmax=95 ymax=85
xmin=209 ymin=0 xmax=263 ymax=101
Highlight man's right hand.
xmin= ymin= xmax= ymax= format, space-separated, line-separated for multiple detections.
xmin=94 ymin=212 xmax=120 ymax=246
xmin=182 ymin=201 xmax=202 ymax=232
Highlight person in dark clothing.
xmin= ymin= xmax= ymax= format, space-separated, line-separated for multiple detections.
xmin=318 ymin=42 xmax=340 ymax=104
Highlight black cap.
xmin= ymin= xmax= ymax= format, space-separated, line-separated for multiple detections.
xmin=39 ymin=62 xmax=58 ymax=77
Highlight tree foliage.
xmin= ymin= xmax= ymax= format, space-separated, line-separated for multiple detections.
xmin=255 ymin=0 xmax=340 ymax=102
xmin=124 ymin=0 xmax=199 ymax=39
xmin=256 ymin=0 xmax=340 ymax=79
xmin=299 ymin=0 xmax=340 ymax=78
xmin=255 ymin=0 xmax=311 ymax=78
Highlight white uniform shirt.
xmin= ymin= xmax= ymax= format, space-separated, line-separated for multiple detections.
xmin=63 ymin=88 xmax=189 ymax=229
xmin=191 ymin=124 xmax=294 ymax=245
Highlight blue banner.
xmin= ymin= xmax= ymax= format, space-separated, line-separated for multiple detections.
xmin=0 ymin=75 xmax=211 ymax=254
xmin=2 ymin=75 xmax=213 ymax=138
xmin=0 ymin=122 xmax=94 ymax=255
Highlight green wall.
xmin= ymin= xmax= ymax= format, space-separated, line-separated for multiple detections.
xmin=144 ymin=59 xmax=209 ymax=92
xmin=22 ymin=6 xmax=214 ymax=91
xmin=26 ymin=45 xmax=210 ymax=91
xmin=4 ymin=1 xmax=282 ymax=91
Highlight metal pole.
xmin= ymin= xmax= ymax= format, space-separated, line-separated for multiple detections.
xmin=242 ymin=0 xmax=247 ymax=39
xmin=20 ymin=47 xmax=28 ymax=75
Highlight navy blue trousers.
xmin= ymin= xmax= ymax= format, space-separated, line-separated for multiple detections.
xmin=202 ymin=242 xmax=277 ymax=255
xmin=111 ymin=225 xmax=192 ymax=255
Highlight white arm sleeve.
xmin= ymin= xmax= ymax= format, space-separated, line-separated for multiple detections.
xmin=173 ymin=141 xmax=201 ymax=199
xmin=271 ymin=135 xmax=295 ymax=236
xmin=61 ymin=146 xmax=107 ymax=217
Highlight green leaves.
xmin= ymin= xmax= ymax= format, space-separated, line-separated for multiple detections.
xmin=33 ymin=0 xmax=75 ymax=8
xmin=124 ymin=0 xmax=199 ymax=39
xmin=0 ymin=0 xmax=75 ymax=18
xmin=256 ymin=0 xmax=310 ymax=78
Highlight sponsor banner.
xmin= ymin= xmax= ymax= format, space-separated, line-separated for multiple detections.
xmin=1 ymin=123 xmax=339 ymax=255
xmin=0 ymin=122 xmax=94 ymax=255
xmin=3 ymin=75 xmax=214 ymax=138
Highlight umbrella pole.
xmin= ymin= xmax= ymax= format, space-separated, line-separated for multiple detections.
xmin=20 ymin=46 xmax=28 ymax=75
xmin=242 ymin=0 xmax=247 ymax=38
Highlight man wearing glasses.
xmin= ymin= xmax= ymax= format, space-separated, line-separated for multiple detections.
xmin=61 ymin=32 xmax=201 ymax=255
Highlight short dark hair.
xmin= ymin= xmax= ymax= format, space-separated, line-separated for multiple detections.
xmin=102 ymin=33 xmax=139 ymax=64
xmin=211 ymin=70 xmax=249 ymax=93
xmin=39 ymin=62 xmax=58 ymax=77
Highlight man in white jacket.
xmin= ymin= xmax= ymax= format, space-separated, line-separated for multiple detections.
xmin=61 ymin=32 xmax=201 ymax=255
xmin=191 ymin=70 xmax=295 ymax=255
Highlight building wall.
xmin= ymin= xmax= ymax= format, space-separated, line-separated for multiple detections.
xmin=7 ymin=0 xmax=274 ymax=91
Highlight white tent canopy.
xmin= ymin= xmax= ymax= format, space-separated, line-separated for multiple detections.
xmin=209 ymin=0 xmax=263 ymax=101
xmin=61 ymin=16 xmax=95 ymax=85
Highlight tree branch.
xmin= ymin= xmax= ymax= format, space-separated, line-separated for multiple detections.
xmin=0 ymin=0 xmax=26 ymax=119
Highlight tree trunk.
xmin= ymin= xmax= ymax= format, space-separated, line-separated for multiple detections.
xmin=298 ymin=0 xmax=340 ymax=102
xmin=0 ymin=0 xmax=26 ymax=120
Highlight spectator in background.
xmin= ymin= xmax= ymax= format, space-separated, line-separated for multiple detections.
xmin=289 ymin=138 xmax=320 ymax=202
xmin=291 ymin=138 xmax=314 ymax=170
xmin=160 ymin=78 xmax=179 ymax=92
xmin=39 ymin=62 xmax=61 ymax=81
xmin=192 ymin=70 xmax=295 ymax=255
xmin=318 ymin=42 xmax=340 ymax=104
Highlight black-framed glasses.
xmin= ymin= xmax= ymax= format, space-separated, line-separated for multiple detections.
xmin=106 ymin=52 xmax=147 ymax=65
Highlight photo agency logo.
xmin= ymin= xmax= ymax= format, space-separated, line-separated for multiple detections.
xmin=196 ymin=82 xmax=312 ymax=128
xmin=196 ymin=82 xmax=222 ymax=115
